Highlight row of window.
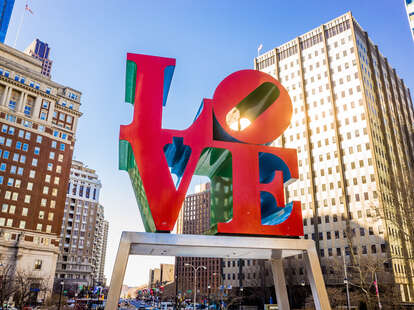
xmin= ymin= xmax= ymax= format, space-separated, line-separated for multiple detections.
xmin=0 ymin=217 xmax=53 ymax=232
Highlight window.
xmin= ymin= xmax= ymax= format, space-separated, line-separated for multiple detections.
xmin=22 ymin=208 xmax=28 ymax=216
xmin=36 ymin=135 xmax=42 ymax=143
xmin=8 ymin=100 xmax=16 ymax=110
xmin=39 ymin=211 xmax=45 ymax=219
xmin=48 ymin=212 xmax=54 ymax=221
xmin=24 ymin=195 xmax=30 ymax=203
xmin=19 ymin=220 xmax=26 ymax=229
xmin=47 ymin=163 xmax=53 ymax=171
xmin=36 ymin=224 xmax=42 ymax=231
xmin=43 ymin=186 xmax=49 ymax=194
xmin=50 ymin=200 xmax=56 ymax=208
xmin=0 ymin=163 xmax=5 ymax=171
xmin=45 ymin=175 xmax=51 ymax=183
xmin=34 ymin=147 xmax=40 ymax=155
xmin=22 ymin=143 xmax=28 ymax=151
xmin=32 ymin=158 xmax=38 ymax=166
xmin=40 ymin=112 xmax=47 ymax=120
xmin=17 ymin=167 xmax=23 ymax=175
xmin=51 ymin=141 xmax=57 ymax=148
xmin=34 ymin=260 xmax=42 ymax=270
xmin=29 ymin=170 xmax=35 ymax=178
xmin=41 ymin=198 xmax=47 ymax=207
xmin=60 ymin=143 xmax=65 ymax=151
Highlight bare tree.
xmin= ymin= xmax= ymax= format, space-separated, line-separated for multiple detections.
xmin=12 ymin=270 xmax=49 ymax=309
xmin=0 ymin=262 xmax=17 ymax=308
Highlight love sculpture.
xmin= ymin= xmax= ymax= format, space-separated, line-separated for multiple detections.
xmin=106 ymin=54 xmax=331 ymax=310
xmin=119 ymin=53 xmax=303 ymax=236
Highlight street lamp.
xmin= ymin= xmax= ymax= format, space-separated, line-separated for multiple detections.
xmin=58 ymin=281 xmax=64 ymax=310
xmin=184 ymin=263 xmax=207 ymax=310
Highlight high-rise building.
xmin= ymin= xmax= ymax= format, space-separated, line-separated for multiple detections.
xmin=255 ymin=12 xmax=414 ymax=303
xmin=406 ymin=0 xmax=414 ymax=41
xmin=98 ymin=219 xmax=109 ymax=285
xmin=54 ymin=160 xmax=107 ymax=293
xmin=0 ymin=42 xmax=82 ymax=301
xmin=0 ymin=0 xmax=14 ymax=43
xmin=175 ymin=183 xmax=222 ymax=303
xmin=24 ymin=39 xmax=53 ymax=78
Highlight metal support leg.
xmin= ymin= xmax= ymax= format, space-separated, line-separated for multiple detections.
xmin=304 ymin=248 xmax=331 ymax=310
xmin=105 ymin=234 xmax=131 ymax=310
xmin=270 ymin=252 xmax=290 ymax=310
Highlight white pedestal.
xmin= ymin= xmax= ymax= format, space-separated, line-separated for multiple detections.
xmin=105 ymin=232 xmax=331 ymax=310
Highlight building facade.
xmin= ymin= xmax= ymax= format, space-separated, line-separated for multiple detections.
xmin=24 ymin=39 xmax=53 ymax=78
xmin=98 ymin=219 xmax=108 ymax=285
xmin=255 ymin=12 xmax=414 ymax=303
xmin=0 ymin=42 xmax=82 ymax=301
xmin=54 ymin=160 xmax=106 ymax=292
xmin=176 ymin=184 xmax=222 ymax=303
xmin=0 ymin=0 xmax=14 ymax=43
xmin=406 ymin=0 xmax=414 ymax=42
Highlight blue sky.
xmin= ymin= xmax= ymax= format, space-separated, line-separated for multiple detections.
xmin=5 ymin=0 xmax=414 ymax=287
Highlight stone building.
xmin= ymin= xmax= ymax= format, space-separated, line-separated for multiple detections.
xmin=255 ymin=11 xmax=414 ymax=304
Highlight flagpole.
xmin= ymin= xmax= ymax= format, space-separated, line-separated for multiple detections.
xmin=375 ymin=272 xmax=382 ymax=309
xmin=14 ymin=3 xmax=26 ymax=48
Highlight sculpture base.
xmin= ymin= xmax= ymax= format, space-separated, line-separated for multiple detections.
xmin=105 ymin=232 xmax=331 ymax=310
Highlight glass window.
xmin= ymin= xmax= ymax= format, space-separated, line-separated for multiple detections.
xmin=34 ymin=147 xmax=40 ymax=155
xmin=16 ymin=141 xmax=22 ymax=149
xmin=49 ymin=152 xmax=55 ymax=160
xmin=36 ymin=135 xmax=42 ymax=143
xmin=3 ymin=151 xmax=9 ymax=159
xmin=32 ymin=158 xmax=38 ymax=166
xmin=60 ymin=143 xmax=65 ymax=151
xmin=22 ymin=143 xmax=28 ymax=151
xmin=51 ymin=141 xmax=57 ymax=148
